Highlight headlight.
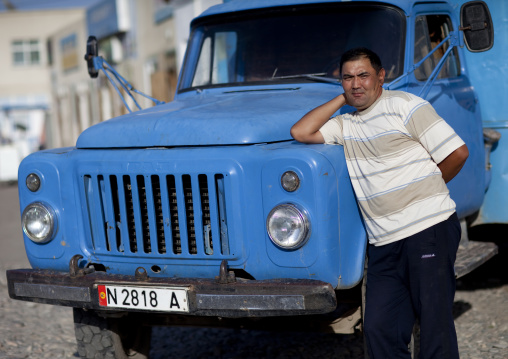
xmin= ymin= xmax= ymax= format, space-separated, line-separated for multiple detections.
xmin=22 ymin=202 xmax=57 ymax=243
xmin=266 ymin=204 xmax=310 ymax=250
xmin=26 ymin=173 xmax=41 ymax=192
xmin=281 ymin=171 xmax=300 ymax=192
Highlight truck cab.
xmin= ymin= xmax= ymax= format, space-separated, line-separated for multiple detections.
xmin=7 ymin=1 xmax=498 ymax=358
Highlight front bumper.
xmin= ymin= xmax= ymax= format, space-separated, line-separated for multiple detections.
xmin=6 ymin=269 xmax=337 ymax=318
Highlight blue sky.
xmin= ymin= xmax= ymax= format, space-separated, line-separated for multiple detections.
xmin=0 ymin=0 xmax=103 ymax=12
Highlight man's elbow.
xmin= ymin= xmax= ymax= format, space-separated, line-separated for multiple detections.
xmin=290 ymin=125 xmax=324 ymax=144
xmin=457 ymin=144 xmax=469 ymax=165
xmin=290 ymin=125 xmax=306 ymax=142
xmin=290 ymin=126 xmax=298 ymax=140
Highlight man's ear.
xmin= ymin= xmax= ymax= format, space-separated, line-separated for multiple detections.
xmin=378 ymin=68 xmax=386 ymax=85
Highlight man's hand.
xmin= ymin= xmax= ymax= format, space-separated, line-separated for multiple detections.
xmin=290 ymin=93 xmax=347 ymax=144
xmin=438 ymin=144 xmax=469 ymax=183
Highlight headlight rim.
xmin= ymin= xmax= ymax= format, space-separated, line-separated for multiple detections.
xmin=21 ymin=202 xmax=57 ymax=243
xmin=266 ymin=203 xmax=311 ymax=250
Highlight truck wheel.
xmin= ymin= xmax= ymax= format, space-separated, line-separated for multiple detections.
xmin=73 ymin=308 xmax=152 ymax=359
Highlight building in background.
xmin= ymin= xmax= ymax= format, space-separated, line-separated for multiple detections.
xmin=0 ymin=6 xmax=85 ymax=180
xmin=49 ymin=0 xmax=221 ymax=148
xmin=0 ymin=0 xmax=222 ymax=179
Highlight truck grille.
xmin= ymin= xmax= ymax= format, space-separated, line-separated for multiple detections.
xmin=83 ymin=173 xmax=230 ymax=258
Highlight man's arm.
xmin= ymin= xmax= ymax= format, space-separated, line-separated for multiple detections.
xmin=437 ymin=144 xmax=469 ymax=183
xmin=290 ymin=94 xmax=347 ymax=143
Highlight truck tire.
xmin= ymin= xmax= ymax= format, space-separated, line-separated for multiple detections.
xmin=73 ymin=308 xmax=152 ymax=359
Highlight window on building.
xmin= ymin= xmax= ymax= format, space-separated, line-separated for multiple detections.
xmin=12 ymin=39 xmax=41 ymax=66
xmin=414 ymin=15 xmax=460 ymax=81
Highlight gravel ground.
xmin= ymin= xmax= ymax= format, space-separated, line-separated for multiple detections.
xmin=1 ymin=241 xmax=507 ymax=359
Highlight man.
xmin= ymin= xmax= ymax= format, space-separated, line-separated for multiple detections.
xmin=291 ymin=47 xmax=468 ymax=358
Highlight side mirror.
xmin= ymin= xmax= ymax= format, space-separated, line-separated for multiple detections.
xmin=84 ymin=36 xmax=99 ymax=78
xmin=460 ymin=1 xmax=494 ymax=52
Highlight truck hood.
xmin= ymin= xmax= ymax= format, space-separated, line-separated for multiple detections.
xmin=76 ymin=86 xmax=344 ymax=148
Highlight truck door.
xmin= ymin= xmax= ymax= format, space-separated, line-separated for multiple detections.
xmin=411 ymin=5 xmax=485 ymax=219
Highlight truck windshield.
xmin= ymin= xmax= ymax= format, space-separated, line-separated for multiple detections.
xmin=179 ymin=4 xmax=405 ymax=92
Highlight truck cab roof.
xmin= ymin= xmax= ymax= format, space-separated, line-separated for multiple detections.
xmin=195 ymin=0 xmax=444 ymax=20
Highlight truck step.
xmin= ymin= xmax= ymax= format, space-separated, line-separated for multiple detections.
xmin=455 ymin=241 xmax=498 ymax=279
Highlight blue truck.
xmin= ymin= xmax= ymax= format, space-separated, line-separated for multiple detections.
xmin=6 ymin=0 xmax=502 ymax=357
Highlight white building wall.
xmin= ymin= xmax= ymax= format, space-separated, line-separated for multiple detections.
xmin=0 ymin=9 xmax=84 ymax=98
xmin=0 ymin=8 xmax=85 ymax=178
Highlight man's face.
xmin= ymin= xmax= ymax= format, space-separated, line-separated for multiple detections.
xmin=341 ymin=57 xmax=385 ymax=111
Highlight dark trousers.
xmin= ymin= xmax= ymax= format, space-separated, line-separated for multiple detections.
xmin=364 ymin=213 xmax=461 ymax=359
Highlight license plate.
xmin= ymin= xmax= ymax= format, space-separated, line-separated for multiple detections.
xmin=97 ymin=285 xmax=189 ymax=312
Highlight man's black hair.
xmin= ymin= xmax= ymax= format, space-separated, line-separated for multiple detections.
xmin=340 ymin=47 xmax=383 ymax=75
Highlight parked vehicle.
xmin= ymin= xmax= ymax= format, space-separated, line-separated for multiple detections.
xmin=7 ymin=1 xmax=500 ymax=357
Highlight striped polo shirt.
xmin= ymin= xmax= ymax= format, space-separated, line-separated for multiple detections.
xmin=319 ymin=90 xmax=465 ymax=246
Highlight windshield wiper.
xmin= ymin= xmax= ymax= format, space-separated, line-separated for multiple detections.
xmin=270 ymin=73 xmax=342 ymax=85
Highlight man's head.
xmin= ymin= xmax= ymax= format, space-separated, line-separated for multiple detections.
xmin=339 ymin=47 xmax=385 ymax=111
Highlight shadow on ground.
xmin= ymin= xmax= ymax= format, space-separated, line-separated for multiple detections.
xmin=458 ymin=224 xmax=508 ymax=291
